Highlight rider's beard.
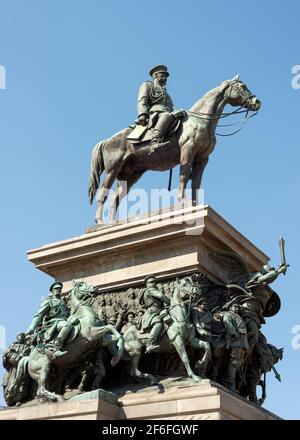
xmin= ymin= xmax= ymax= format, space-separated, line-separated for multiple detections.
xmin=154 ymin=77 xmax=166 ymax=88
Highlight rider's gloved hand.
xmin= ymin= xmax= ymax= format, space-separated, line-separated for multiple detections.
xmin=172 ymin=109 xmax=187 ymax=119
xmin=137 ymin=114 xmax=149 ymax=126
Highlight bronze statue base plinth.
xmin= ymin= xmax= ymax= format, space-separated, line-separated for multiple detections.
xmin=0 ymin=380 xmax=281 ymax=420
xmin=26 ymin=204 xmax=269 ymax=293
xmin=2 ymin=204 xmax=283 ymax=417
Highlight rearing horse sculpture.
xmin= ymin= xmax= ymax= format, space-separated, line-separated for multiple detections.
xmin=88 ymin=76 xmax=261 ymax=224
xmin=7 ymin=281 xmax=124 ymax=404
xmin=122 ymin=278 xmax=211 ymax=385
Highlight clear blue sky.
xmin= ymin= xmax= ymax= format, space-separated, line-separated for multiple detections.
xmin=0 ymin=0 xmax=299 ymax=418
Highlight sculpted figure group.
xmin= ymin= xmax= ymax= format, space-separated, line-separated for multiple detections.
xmin=2 ymin=247 xmax=287 ymax=407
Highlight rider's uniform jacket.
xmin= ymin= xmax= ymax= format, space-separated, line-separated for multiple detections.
xmin=137 ymin=81 xmax=174 ymax=117
xmin=27 ymin=296 xmax=70 ymax=333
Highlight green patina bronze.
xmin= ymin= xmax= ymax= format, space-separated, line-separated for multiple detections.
xmin=2 ymin=240 xmax=288 ymax=407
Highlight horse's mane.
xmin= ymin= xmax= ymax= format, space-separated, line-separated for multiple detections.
xmin=189 ymin=79 xmax=231 ymax=112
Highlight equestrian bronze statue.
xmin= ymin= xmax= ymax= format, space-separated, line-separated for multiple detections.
xmin=88 ymin=68 xmax=261 ymax=224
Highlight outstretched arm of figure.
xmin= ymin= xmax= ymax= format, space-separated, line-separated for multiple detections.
xmin=255 ymin=264 xmax=289 ymax=285
xmin=151 ymin=290 xmax=170 ymax=305
xmin=26 ymin=300 xmax=50 ymax=334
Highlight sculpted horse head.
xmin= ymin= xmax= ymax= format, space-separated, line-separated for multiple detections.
xmin=69 ymin=280 xmax=95 ymax=312
xmin=223 ymin=75 xmax=261 ymax=111
xmin=169 ymin=277 xmax=195 ymax=324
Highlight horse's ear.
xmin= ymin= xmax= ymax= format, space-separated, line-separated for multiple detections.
xmin=232 ymin=74 xmax=240 ymax=81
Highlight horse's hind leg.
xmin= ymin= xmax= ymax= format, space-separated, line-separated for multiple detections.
xmin=6 ymin=358 xmax=28 ymax=404
xmin=36 ymin=358 xmax=51 ymax=400
xmin=130 ymin=353 xmax=158 ymax=385
xmin=190 ymin=338 xmax=211 ymax=378
xmin=109 ymin=170 xmax=145 ymax=223
xmin=96 ymin=169 xmax=118 ymax=224
xmin=36 ymin=358 xmax=64 ymax=403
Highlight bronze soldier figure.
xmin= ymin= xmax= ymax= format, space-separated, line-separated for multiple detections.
xmin=215 ymin=304 xmax=249 ymax=392
xmin=229 ymin=262 xmax=289 ymax=354
xmin=2 ymin=332 xmax=31 ymax=404
xmin=139 ymin=275 xmax=170 ymax=353
xmin=26 ymin=281 xmax=73 ymax=356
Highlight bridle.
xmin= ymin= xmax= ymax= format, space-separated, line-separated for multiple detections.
xmin=71 ymin=288 xmax=93 ymax=314
xmin=187 ymin=80 xmax=259 ymax=137
xmin=166 ymin=284 xmax=195 ymax=321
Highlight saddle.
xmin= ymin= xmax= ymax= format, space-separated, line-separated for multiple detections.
xmin=39 ymin=320 xmax=81 ymax=347
xmin=126 ymin=112 xmax=184 ymax=145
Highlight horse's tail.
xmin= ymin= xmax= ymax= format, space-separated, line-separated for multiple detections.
xmin=88 ymin=140 xmax=106 ymax=204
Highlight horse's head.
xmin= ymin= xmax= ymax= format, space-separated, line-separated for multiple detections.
xmin=69 ymin=279 xmax=95 ymax=309
xmin=225 ymin=75 xmax=261 ymax=111
xmin=175 ymin=277 xmax=195 ymax=300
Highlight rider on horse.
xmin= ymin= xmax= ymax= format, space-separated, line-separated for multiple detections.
xmin=26 ymin=281 xmax=74 ymax=357
xmin=137 ymin=65 xmax=176 ymax=154
xmin=139 ymin=275 xmax=171 ymax=353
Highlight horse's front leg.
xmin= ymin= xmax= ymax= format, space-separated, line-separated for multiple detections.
xmin=109 ymin=171 xmax=144 ymax=224
xmin=191 ymin=157 xmax=208 ymax=206
xmin=172 ymin=335 xmax=202 ymax=382
xmin=89 ymin=325 xmax=124 ymax=366
xmin=36 ymin=357 xmax=64 ymax=403
xmin=178 ymin=144 xmax=194 ymax=204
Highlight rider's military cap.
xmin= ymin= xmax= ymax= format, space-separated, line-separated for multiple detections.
xmin=49 ymin=281 xmax=63 ymax=292
xmin=149 ymin=65 xmax=169 ymax=77
xmin=144 ymin=275 xmax=157 ymax=285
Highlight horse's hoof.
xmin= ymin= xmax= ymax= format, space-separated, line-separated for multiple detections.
xmin=191 ymin=375 xmax=202 ymax=383
xmin=111 ymin=355 xmax=120 ymax=367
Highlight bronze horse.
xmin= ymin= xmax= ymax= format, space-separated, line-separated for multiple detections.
xmin=122 ymin=278 xmax=211 ymax=385
xmin=89 ymin=76 xmax=261 ymax=224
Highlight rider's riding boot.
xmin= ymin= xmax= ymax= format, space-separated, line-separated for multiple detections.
xmin=51 ymin=338 xmax=68 ymax=358
xmin=149 ymin=130 xmax=170 ymax=155
xmin=145 ymin=338 xmax=160 ymax=353
xmin=57 ymin=324 xmax=72 ymax=345
xmin=145 ymin=323 xmax=162 ymax=353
